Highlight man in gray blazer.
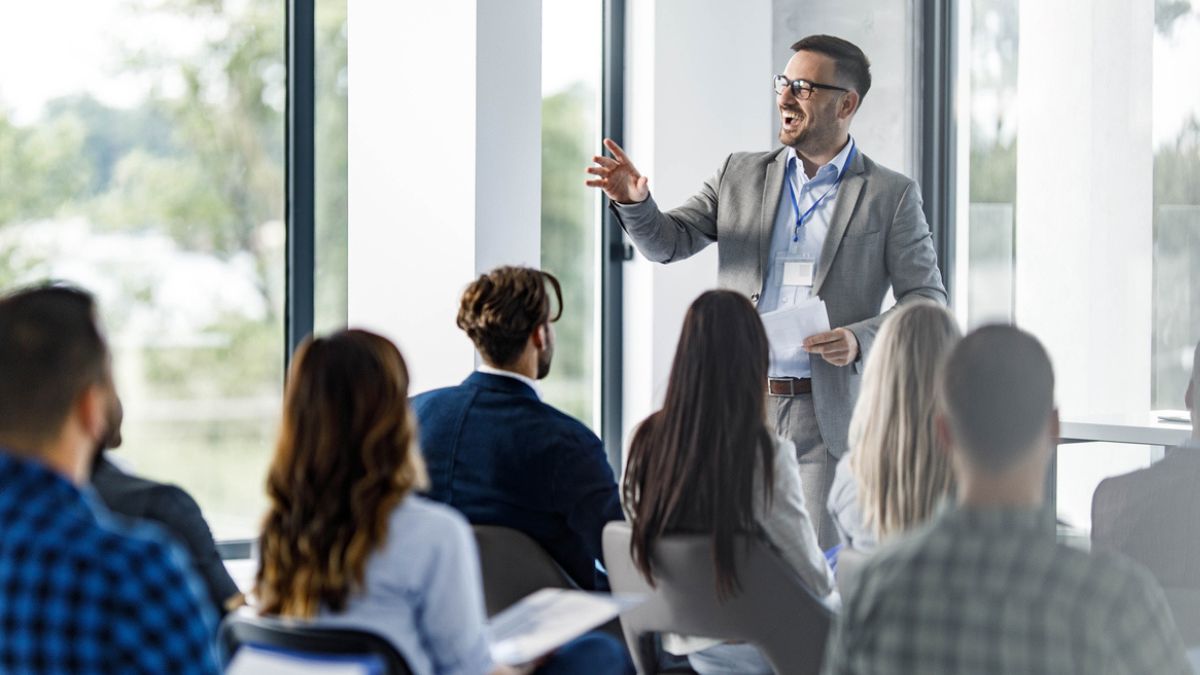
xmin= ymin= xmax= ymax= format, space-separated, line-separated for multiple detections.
xmin=587 ymin=35 xmax=946 ymax=547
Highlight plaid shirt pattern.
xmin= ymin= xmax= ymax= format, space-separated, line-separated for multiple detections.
xmin=0 ymin=451 xmax=219 ymax=674
xmin=823 ymin=504 xmax=1191 ymax=674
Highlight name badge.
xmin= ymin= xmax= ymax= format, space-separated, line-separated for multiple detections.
xmin=783 ymin=261 xmax=815 ymax=287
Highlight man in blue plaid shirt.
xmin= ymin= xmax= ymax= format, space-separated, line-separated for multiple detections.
xmin=0 ymin=285 xmax=219 ymax=674
xmin=823 ymin=325 xmax=1190 ymax=674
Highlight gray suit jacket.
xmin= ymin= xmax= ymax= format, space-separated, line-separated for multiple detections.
xmin=611 ymin=147 xmax=947 ymax=458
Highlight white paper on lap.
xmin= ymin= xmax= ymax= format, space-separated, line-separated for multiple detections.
xmin=488 ymin=589 xmax=638 ymax=666
xmin=225 ymin=645 xmax=379 ymax=675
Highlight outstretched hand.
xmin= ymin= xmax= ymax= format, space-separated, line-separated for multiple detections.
xmin=585 ymin=138 xmax=650 ymax=204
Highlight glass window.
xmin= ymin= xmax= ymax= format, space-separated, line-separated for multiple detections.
xmin=314 ymin=0 xmax=349 ymax=334
xmin=956 ymin=0 xmax=1200 ymax=530
xmin=1151 ymin=2 xmax=1200 ymax=412
xmin=0 ymin=0 xmax=285 ymax=539
xmin=540 ymin=0 xmax=603 ymax=429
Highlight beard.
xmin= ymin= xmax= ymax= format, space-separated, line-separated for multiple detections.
xmin=536 ymin=344 xmax=554 ymax=380
xmin=779 ymin=123 xmax=811 ymax=149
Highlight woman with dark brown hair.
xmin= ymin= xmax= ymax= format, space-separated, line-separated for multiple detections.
xmin=623 ymin=291 xmax=835 ymax=675
xmin=256 ymin=329 xmax=628 ymax=675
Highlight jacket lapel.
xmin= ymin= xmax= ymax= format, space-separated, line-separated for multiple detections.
xmin=758 ymin=148 xmax=790 ymax=282
xmin=813 ymin=151 xmax=866 ymax=296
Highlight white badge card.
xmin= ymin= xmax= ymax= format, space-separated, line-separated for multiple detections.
xmin=783 ymin=261 xmax=815 ymax=287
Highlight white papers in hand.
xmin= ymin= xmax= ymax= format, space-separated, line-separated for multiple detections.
xmin=759 ymin=298 xmax=832 ymax=364
xmin=488 ymin=589 xmax=639 ymax=666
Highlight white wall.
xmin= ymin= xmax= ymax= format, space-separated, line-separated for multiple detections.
xmin=620 ymin=0 xmax=774 ymax=448
xmin=347 ymin=0 xmax=542 ymax=395
xmin=1014 ymin=0 xmax=1153 ymax=419
xmin=772 ymin=0 xmax=920 ymax=177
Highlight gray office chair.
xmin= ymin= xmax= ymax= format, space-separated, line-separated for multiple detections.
xmin=472 ymin=524 xmax=628 ymax=645
xmin=603 ymin=521 xmax=834 ymax=675
xmin=471 ymin=524 xmax=581 ymax=616
xmin=219 ymin=613 xmax=413 ymax=674
xmin=1164 ymin=588 xmax=1200 ymax=646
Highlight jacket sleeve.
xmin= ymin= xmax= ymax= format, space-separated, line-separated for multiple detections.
xmin=146 ymin=485 xmax=241 ymax=614
xmin=844 ymin=179 xmax=947 ymax=370
xmin=607 ymin=155 xmax=731 ymax=263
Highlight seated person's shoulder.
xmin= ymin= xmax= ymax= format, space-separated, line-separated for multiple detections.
xmin=846 ymin=518 xmax=943 ymax=594
xmin=1077 ymin=546 xmax=1163 ymax=597
xmin=94 ymin=460 xmax=207 ymax=525
xmin=389 ymin=495 xmax=474 ymax=546
xmin=538 ymin=403 xmax=602 ymax=443
xmin=410 ymin=385 xmax=464 ymax=411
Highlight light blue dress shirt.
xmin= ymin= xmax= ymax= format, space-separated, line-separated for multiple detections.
xmin=315 ymin=495 xmax=495 ymax=675
xmin=759 ymin=137 xmax=856 ymax=379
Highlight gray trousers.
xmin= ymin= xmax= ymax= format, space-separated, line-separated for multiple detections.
xmin=768 ymin=392 xmax=839 ymax=550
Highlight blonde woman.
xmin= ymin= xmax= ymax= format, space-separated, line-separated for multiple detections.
xmin=826 ymin=301 xmax=961 ymax=551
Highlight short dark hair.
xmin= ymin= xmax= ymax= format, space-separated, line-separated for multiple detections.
xmin=939 ymin=325 xmax=1055 ymax=472
xmin=0 ymin=284 xmax=111 ymax=446
xmin=456 ymin=266 xmax=562 ymax=368
xmin=791 ymin=34 xmax=872 ymax=101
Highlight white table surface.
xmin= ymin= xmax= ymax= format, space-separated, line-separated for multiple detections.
xmin=224 ymin=557 xmax=258 ymax=594
xmin=1059 ymin=411 xmax=1192 ymax=447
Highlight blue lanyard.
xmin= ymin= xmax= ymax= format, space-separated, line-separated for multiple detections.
xmin=786 ymin=144 xmax=856 ymax=242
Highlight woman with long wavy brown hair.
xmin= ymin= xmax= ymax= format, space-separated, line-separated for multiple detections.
xmin=257 ymin=329 xmax=426 ymax=619
xmin=256 ymin=329 xmax=628 ymax=675
xmin=622 ymin=290 xmax=835 ymax=675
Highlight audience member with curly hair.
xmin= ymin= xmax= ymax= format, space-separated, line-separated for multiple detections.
xmin=412 ymin=266 xmax=624 ymax=591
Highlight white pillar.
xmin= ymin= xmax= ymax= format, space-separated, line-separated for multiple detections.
xmin=621 ymin=0 xmax=773 ymax=448
xmin=1014 ymin=0 xmax=1153 ymax=418
xmin=347 ymin=0 xmax=542 ymax=395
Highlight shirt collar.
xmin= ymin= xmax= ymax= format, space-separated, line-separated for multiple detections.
xmin=787 ymin=136 xmax=856 ymax=182
xmin=938 ymin=501 xmax=1058 ymax=538
xmin=477 ymin=364 xmax=543 ymax=400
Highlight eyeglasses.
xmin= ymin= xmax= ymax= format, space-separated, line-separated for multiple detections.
xmin=773 ymin=75 xmax=849 ymax=100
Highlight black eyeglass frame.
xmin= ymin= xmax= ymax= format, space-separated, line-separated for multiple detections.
xmin=773 ymin=75 xmax=849 ymax=99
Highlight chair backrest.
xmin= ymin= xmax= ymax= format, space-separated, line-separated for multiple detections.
xmin=472 ymin=524 xmax=580 ymax=616
xmin=219 ymin=613 xmax=413 ymax=675
xmin=603 ymin=521 xmax=834 ymax=675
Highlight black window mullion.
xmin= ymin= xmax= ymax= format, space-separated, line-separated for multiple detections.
xmin=601 ymin=0 xmax=627 ymax=472
xmin=920 ymin=0 xmax=957 ymax=300
xmin=285 ymin=0 xmax=316 ymax=369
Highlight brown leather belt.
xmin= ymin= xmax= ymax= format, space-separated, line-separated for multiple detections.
xmin=768 ymin=377 xmax=812 ymax=396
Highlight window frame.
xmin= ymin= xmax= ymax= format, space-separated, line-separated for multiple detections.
xmin=600 ymin=0 xmax=627 ymax=472
xmin=286 ymin=0 xmax=316 ymax=364
xmin=920 ymin=0 xmax=958 ymax=300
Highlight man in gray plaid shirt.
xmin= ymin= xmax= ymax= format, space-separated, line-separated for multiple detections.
xmin=822 ymin=325 xmax=1190 ymax=674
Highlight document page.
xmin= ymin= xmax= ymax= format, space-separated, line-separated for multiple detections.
xmin=488 ymin=589 xmax=639 ymax=666
xmin=759 ymin=297 xmax=832 ymax=363
xmin=225 ymin=645 xmax=381 ymax=675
